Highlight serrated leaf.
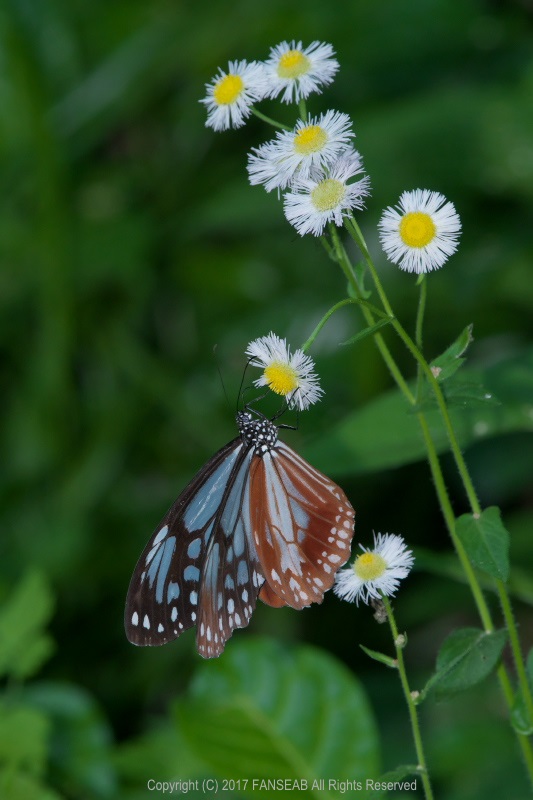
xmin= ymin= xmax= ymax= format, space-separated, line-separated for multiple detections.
xmin=178 ymin=638 xmax=379 ymax=798
xmin=305 ymin=346 xmax=533 ymax=476
xmin=430 ymin=324 xmax=473 ymax=381
xmin=360 ymin=645 xmax=396 ymax=669
xmin=456 ymin=507 xmax=510 ymax=582
xmin=425 ymin=628 xmax=507 ymax=697
xmin=0 ymin=571 xmax=55 ymax=680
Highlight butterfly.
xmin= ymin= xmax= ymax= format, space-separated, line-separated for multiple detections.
xmin=125 ymin=409 xmax=355 ymax=658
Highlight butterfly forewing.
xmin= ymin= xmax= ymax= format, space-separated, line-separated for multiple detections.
xmin=250 ymin=441 xmax=355 ymax=609
xmin=125 ymin=437 xmax=246 ymax=646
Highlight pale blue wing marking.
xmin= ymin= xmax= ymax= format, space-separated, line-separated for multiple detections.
xmin=167 ymin=582 xmax=180 ymax=603
xmin=184 ymin=565 xmax=200 ymax=581
xmin=182 ymin=446 xmax=242 ymax=531
xmin=220 ymin=451 xmax=253 ymax=538
xmin=155 ymin=536 xmax=176 ymax=603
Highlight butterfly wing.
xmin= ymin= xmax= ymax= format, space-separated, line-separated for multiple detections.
xmin=251 ymin=440 xmax=355 ymax=609
xmin=125 ymin=437 xmax=263 ymax=652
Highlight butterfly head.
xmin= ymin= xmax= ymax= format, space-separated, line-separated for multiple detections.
xmin=236 ymin=411 xmax=278 ymax=454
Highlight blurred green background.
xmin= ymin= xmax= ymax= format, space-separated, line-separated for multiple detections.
xmin=1 ymin=0 xmax=533 ymax=798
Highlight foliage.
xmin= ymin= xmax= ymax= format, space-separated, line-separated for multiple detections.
xmin=1 ymin=1 xmax=532 ymax=798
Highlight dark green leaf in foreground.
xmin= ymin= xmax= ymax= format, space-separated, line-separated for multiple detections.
xmin=425 ymin=628 xmax=507 ymax=697
xmin=178 ymin=638 xmax=379 ymax=799
xmin=306 ymin=347 xmax=533 ymax=476
xmin=456 ymin=507 xmax=510 ymax=582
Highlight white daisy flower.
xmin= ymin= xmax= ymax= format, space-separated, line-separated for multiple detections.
xmin=334 ymin=533 xmax=414 ymax=606
xmin=245 ymin=332 xmax=323 ymax=410
xmin=263 ymin=40 xmax=339 ymax=104
xmin=200 ymin=60 xmax=267 ymax=131
xmin=283 ymin=148 xmax=370 ymax=236
xmin=247 ymin=110 xmax=354 ymax=192
xmin=378 ymin=189 xmax=462 ymax=274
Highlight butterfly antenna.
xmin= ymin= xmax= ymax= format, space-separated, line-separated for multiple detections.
xmin=237 ymin=360 xmax=253 ymax=413
xmin=213 ymin=344 xmax=231 ymax=411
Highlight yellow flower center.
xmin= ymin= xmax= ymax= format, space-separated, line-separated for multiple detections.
xmin=213 ymin=74 xmax=244 ymax=106
xmin=277 ymin=50 xmax=311 ymax=79
xmin=399 ymin=212 xmax=436 ymax=248
xmin=263 ymin=362 xmax=299 ymax=397
xmin=354 ymin=552 xmax=387 ymax=582
xmin=311 ymin=179 xmax=345 ymax=212
xmin=294 ymin=125 xmax=328 ymax=155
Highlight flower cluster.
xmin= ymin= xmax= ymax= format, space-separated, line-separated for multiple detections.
xmin=201 ymin=40 xmax=369 ymax=237
xmin=201 ymin=40 xmax=462 ymax=270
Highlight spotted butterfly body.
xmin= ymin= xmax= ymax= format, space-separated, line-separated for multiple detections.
xmin=125 ymin=411 xmax=355 ymax=658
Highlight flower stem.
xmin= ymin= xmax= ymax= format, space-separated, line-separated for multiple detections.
xmin=415 ymin=275 xmax=427 ymax=400
xmin=298 ymin=98 xmax=307 ymax=121
xmin=328 ymin=223 xmax=533 ymax=782
xmin=250 ymin=107 xmax=291 ymax=131
xmin=498 ymin=580 xmax=533 ymax=725
xmin=345 ymin=217 xmax=482 ymax=515
xmin=382 ymin=596 xmax=434 ymax=800
xmin=300 ymin=298 xmax=361 ymax=352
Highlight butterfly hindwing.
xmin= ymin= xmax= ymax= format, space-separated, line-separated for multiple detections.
xmin=251 ymin=440 xmax=355 ymax=609
xmin=195 ymin=451 xmax=265 ymax=657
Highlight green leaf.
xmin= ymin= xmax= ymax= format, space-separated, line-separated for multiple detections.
xmin=340 ymin=318 xmax=392 ymax=347
xmin=414 ymin=375 xmax=499 ymax=413
xmin=430 ymin=324 xmax=473 ymax=381
xmin=366 ymin=765 xmax=420 ymax=799
xmin=178 ymin=638 xmax=379 ymax=798
xmin=456 ymin=507 xmax=510 ymax=582
xmin=23 ymin=681 xmax=116 ymax=799
xmin=306 ymin=346 xmax=533 ymax=476
xmin=0 ymin=703 xmax=49 ymax=774
xmin=414 ymin=546 xmax=533 ymax=605
xmin=0 ymin=571 xmax=55 ymax=680
xmin=0 ymin=770 xmax=63 ymax=800
xmin=425 ymin=628 xmax=507 ymax=697
xmin=352 ymin=261 xmax=371 ymax=299
xmin=359 ymin=645 xmax=396 ymax=669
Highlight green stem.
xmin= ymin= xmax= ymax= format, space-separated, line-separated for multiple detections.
xmin=250 ymin=107 xmax=291 ymax=131
xmin=301 ymin=299 xmax=360 ymax=352
xmin=327 ymin=226 xmax=414 ymax=401
xmin=327 ymin=224 xmax=533 ymax=782
xmin=498 ymin=581 xmax=533 ymax=723
xmin=382 ymin=596 xmax=434 ymax=800
xmin=298 ymin=98 xmax=307 ymax=120
xmin=346 ymin=217 xmax=482 ymax=515
xmin=415 ymin=275 xmax=427 ymax=400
